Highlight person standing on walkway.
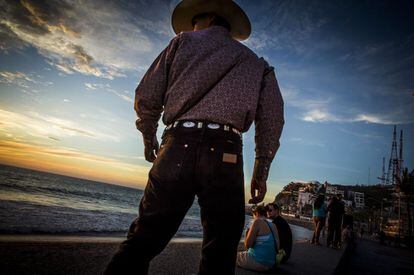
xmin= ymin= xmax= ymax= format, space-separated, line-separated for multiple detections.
xmin=311 ymin=194 xmax=327 ymax=245
xmin=327 ymin=195 xmax=345 ymax=248
xmin=266 ymin=202 xmax=292 ymax=263
xmin=104 ymin=0 xmax=284 ymax=274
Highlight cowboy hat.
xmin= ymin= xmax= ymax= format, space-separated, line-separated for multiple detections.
xmin=171 ymin=0 xmax=251 ymax=41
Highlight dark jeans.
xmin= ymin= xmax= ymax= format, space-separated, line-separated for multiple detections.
xmin=311 ymin=216 xmax=326 ymax=244
xmin=327 ymin=219 xmax=342 ymax=247
xmin=104 ymin=125 xmax=245 ymax=275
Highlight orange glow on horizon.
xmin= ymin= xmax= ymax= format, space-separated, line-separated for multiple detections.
xmin=0 ymin=138 xmax=281 ymax=203
xmin=0 ymin=139 xmax=149 ymax=189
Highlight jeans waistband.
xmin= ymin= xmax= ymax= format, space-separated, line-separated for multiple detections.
xmin=165 ymin=120 xmax=242 ymax=138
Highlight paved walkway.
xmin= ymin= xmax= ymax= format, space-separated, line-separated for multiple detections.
xmin=236 ymin=239 xmax=344 ymax=275
xmin=343 ymin=239 xmax=414 ymax=275
xmin=0 ymin=235 xmax=347 ymax=275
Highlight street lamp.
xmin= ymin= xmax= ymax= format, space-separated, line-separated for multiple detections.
xmin=380 ymin=198 xmax=387 ymax=230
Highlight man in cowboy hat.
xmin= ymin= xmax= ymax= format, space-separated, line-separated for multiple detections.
xmin=105 ymin=0 xmax=284 ymax=274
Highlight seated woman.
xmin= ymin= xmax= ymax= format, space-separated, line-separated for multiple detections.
xmin=237 ymin=204 xmax=280 ymax=271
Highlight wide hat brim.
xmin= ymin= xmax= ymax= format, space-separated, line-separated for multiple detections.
xmin=171 ymin=0 xmax=251 ymax=41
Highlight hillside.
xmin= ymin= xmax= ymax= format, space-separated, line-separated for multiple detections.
xmin=274 ymin=182 xmax=395 ymax=210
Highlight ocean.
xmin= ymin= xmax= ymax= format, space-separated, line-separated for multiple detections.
xmin=0 ymin=164 xmax=311 ymax=240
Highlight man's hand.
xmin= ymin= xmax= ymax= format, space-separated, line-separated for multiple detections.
xmin=249 ymin=158 xmax=272 ymax=204
xmin=143 ymin=135 xmax=159 ymax=162
xmin=249 ymin=178 xmax=267 ymax=204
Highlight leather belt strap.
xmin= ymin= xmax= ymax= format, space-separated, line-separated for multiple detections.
xmin=165 ymin=120 xmax=242 ymax=137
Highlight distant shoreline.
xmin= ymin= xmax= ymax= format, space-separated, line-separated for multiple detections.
xmin=0 ymin=216 xmax=313 ymax=240
xmin=0 ymin=220 xmax=312 ymax=244
xmin=0 ymin=234 xmax=203 ymax=244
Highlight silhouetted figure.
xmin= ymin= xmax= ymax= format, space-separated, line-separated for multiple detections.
xmin=379 ymin=230 xmax=386 ymax=245
xmin=266 ymin=203 xmax=292 ymax=263
xmin=327 ymin=196 xmax=344 ymax=248
xmin=311 ymin=195 xmax=327 ymax=245
xmin=360 ymin=227 xmax=365 ymax=239
xmin=104 ymin=0 xmax=284 ymax=274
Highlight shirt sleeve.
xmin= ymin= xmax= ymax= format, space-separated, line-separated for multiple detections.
xmin=134 ymin=35 xmax=181 ymax=137
xmin=254 ymin=60 xmax=285 ymax=163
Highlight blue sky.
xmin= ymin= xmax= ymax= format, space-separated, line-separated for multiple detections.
xmin=0 ymin=0 xmax=413 ymax=200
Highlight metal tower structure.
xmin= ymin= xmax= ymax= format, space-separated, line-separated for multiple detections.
xmin=378 ymin=157 xmax=386 ymax=185
xmin=386 ymin=126 xmax=403 ymax=185
xmin=399 ymin=129 xmax=403 ymax=180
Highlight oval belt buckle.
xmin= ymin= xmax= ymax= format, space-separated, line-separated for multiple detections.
xmin=207 ymin=123 xmax=220 ymax=129
xmin=183 ymin=121 xmax=196 ymax=128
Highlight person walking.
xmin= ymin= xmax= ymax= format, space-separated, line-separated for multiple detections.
xmin=327 ymin=195 xmax=345 ymax=248
xmin=311 ymin=194 xmax=327 ymax=245
xmin=266 ymin=202 xmax=292 ymax=263
xmin=237 ymin=205 xmax=280 ymax=272
xmin=104 ymin=0 xmax=284 ymax=274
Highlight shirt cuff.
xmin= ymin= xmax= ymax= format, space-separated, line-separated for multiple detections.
xmin=135 ymin=118 xmax=158 ymax=139
xmin=252 ymin=157 xmax=273 ymax=182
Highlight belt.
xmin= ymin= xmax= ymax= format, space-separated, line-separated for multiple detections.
xmin=165 ymin=120 xmax=242 ymax=137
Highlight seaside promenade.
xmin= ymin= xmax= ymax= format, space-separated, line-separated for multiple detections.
xmin=0 ymin=235 xmax=347 ymax=275
xmin=344 ymin=238 xmax=414 ymax=275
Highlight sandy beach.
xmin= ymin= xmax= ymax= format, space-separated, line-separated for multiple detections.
xmin=0 ymin=234 xmax=346 ymax=275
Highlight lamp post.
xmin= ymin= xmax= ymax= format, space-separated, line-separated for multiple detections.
xmin=380 ymin=198 xmax=387 ymax=230
xmin=398 ymin=191 xmax=401 ymax=239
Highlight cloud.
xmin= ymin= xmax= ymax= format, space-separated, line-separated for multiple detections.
xmin=0 ymin=0 xmax=167 ymax=79
xmin=282 ymin=84 xmax=414 ymax=125
xmin=85 ymin=83 xmax=133 ymax=103
xmin=85 ymin=83 xmax=107 ymax=90
xmin=302 ymin=109 xmax=342 ymax=123
xmin=0 ymin=70 xmax=53 ymax=94
xmin=337 ymin=127 xmax=384 ymax=140
xmin=48 ymin=136 xmax=60 ymax=141
xmin=301 ymin=109 xmax=412 ymax=125
xmin=287 ymin=137 xmax=325 ymax=147
xmin=106 ymin=88 xmax=134 ymax=103
xmin=0 ymin=71 xmax=35 ymax=84
xmin=281 ymin=86 xmax=331 ymax=110
xmin=353 ymin=114 xmax=395 ymax=125
xmin=0 ymin=71 xmax=36 ymax=91
xmin=0 ymin=108 xmax=120 ymax=142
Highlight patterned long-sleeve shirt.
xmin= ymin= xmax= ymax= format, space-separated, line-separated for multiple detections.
xmin=135 ymin=26 xmax=284 ymax=163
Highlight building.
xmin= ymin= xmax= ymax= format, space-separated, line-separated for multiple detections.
xmin=336 ymin=189 xmax=345 ymax=197
xmin=326 ymin=185 xmax=337 ymax=195
xmin=297 ymin=190 xmax=314 ymax=216
xmin=347 ymin=191 xmax=365 ymax=208
xmin=343 ymin=199 xmax=353 ymax=208
xmin=297 ymin=190 xmax=313 ymax=206
xmin=354 ymin=192 xmax=365 ymax=208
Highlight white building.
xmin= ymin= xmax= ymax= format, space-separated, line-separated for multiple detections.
xmin=326 ymin=185 xmax=337 ymax=195
xmin=354 ymin=192 xmax=365 ymax=208
xmin=343 ymin=199 xmax=353 ymax=208
xmin=297 ymin=191 xmax=313 ymax=207
xmin=336 ymin=189 xmax=345 ymax=197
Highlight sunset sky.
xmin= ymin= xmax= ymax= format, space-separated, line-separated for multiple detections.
xmin=0 ymin=0 xmax=413 ymax=201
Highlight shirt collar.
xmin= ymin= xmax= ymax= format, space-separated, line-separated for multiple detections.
xmin=207 ymin=26 xmax=232 ymax=38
